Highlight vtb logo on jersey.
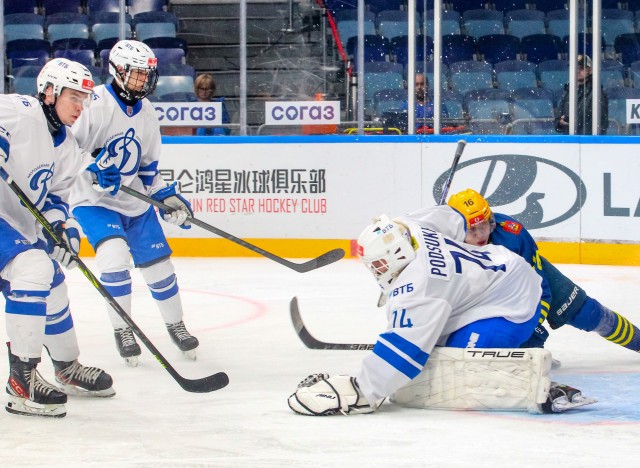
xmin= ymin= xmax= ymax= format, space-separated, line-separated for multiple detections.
xmin=104 ymin=128 xmax=142 ymax=176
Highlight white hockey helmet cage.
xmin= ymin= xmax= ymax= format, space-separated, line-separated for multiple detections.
xmin=108 ymin=39 xmax=158 ymax=99
xmin=357 ymin=215 xmax=417 ymax=292
xmin=37 ymin=58 xmax=95 ymax=99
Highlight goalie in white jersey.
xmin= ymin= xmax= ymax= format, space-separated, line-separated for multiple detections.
xmin=69 ymin=40 xmax=199 ymax=365
xmin=0 ymin=59 xmax=114 ymax=418
xmin=289 ymin=214 xmax=595 ymax=415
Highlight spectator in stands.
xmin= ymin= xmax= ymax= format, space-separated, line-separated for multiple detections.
xmin=556 ymin=54 xmax=608 ymax=135
xmin=193 ymin=73 xmax=230 ymax=136
xmin=401 ymin=73 xmax=449 ymax=133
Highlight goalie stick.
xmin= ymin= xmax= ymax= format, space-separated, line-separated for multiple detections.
xmin=0 ymin=167 xmax=229 ymax=393
xmin=290 ymin=297 xmax=374 ymax=350
xmin=120 ymin=185 xmax=345 ymax=273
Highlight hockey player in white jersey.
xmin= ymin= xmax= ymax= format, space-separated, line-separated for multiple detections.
xmin=69 ymin=40 xmax=199 ymax=365
xmin=0 ymin=59 xmax=114 ymax=418
xmin=288 ymin=215 xmax=595 ymax=415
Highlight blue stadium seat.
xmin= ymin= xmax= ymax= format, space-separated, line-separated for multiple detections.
xmin=614 ymin=33 xmax=640 ymax=66
xmin=391 ymin=35 xmax=433 ymax=67
xmin=374 ymin=88 xmax=408 ymax=114
xmin=42 ymin=0 xmax=83 ymax=15
xmin=416 ymin=61 xmax=449 ymax=91
xmin=511 ymin=87 xmax=555 ymax=121
xmin=561 ymin=34 xmax=605 ymax=59
xmin=336 ymin=12 xmax=376 ymax=48
xmin=469 ymin=121 xmax=506 ymax=134
xmin=346 ymin=35 xmax=390 ymax=64
xmin=48 ymin=23 xmax=90 ymax=43
xmin=600 ymin=60 xmax=626 ymax=90
xmin=9 ymin=65 xmax=41 ymax=95
xmin=462 ymin=9 xmax=505 ymax=39
xmin=153 ymin=47 xmax=186 ymax=66
xmin=144 ymin=36 xmax=188 ymax=54
xmin=46 ymin=12 xmax=90 ymax=26
xmin=52 ymin=38 xmax=97 ymax=67
xmin=5 ymin=23 xmax=44 ymax=42
xmin=492 ymin=0 xmax=530 ymax=13
xmin=546 ymin=9 xmax=587 ymax=39
xmin=92 ymin=22 xmax=133 ymax=43
xmin=443 ymin=90 xmax=464 ymax=119
xmin=520 ymin=34 xmax=561 ymax=64
xmin=538 ymin=59 xmax=568 ymax=93
xmin=441 ymin=34 xmax=477 ymax=65
xmin=6 ymin=39 xmax=50 ymax=70
xmin=135 ymin=22 xmax=176 ymax=41
xmin=464 ymin=88 xmax=512 ymax=120
xmin=505 ymin=10 xmax=546 ymax=40
xmin=629 ymin=60 xmax=640 ymax=88
xmin=367 ymin=0 xmax=402 ymax=14
xmin=128 ymin=0 xmax=168 ymax=16
xmin=423 ymin=10 xmax=461 ymax=37
xmin=494 ymin=60 xmax=538 ymax=92
xmin=602 ymin=9 xmax=635 ymax=54
xmin=132 ymin=10 xmax=178 ymax=28
xmin=4 ymin=0 xmax=38 ymax=15
xmin=85 ymin=65 xmax=105 ymax=85
xmin=377 ymin=10 xmax=419 ymax=41
xmin=450 ymin=0 xmax=490 ymax=12
xmin=477 ymin=34 xmax=520 ymax=65
xmin=449 ymin=60 xmax=494 ymax=94
xmin=363 ymin=62 xmax=404 ymax=106
xmin=530 ymin=0 xmax=566 ymax=13
xmin=5 ymin=13 xmax=45 ymax=26
xmin=87 ymin=0 xmax=121 ymax=14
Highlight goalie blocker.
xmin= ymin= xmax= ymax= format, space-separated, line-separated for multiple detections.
xmin=288 ymin=348 xmax=596 ymax=416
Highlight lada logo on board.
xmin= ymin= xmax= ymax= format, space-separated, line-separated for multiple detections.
xmin=434 ymin=155 xmax=586 ymax=229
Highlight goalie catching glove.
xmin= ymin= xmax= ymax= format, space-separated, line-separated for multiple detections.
xmin=150 ymin=182 xmax=193 ymax=229
xmin=288 ymin=373 xmax=377 ymax=416
xmin=44 ymin=219 xmax=81 ymax=269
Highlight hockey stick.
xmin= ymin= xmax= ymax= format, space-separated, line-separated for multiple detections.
xmin=0 ymin=167 xmax=229 ymax=393
xmin=119 ymin=185 xmax=345 ymax=273
xmin=290 ymin=297 xmax=374 ymax=350
xmin=438 ymin=140 xmax=467 ymax=205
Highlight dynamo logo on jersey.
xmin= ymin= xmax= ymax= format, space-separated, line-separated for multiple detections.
xmin=104 ymin=128 xmax=142 ymax=176
xmin=30 ymin=163 xmax=54 ymax=207
xmin=433 ymin=155 xmax=586 ymax=229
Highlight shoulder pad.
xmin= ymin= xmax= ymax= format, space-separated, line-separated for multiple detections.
xmin=499 ymin=220 xmax=522 ymax=235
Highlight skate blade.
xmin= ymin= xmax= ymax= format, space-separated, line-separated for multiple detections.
xmin=552 ymin=396 xmax=598 ymax=413
xmin=183 ymin=349 xmax=197 ymax=360
xmin=56 ymin=383 xmax=116 ymax=398
xmin=6 ymin=396 xmax=66 ymax=418
xmin=124 ymin=356 xmax=139 ymax=367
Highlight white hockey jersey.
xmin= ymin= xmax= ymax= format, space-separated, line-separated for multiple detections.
xmin=0 ymin=94 xmax=61 ymax=242
xmin=69 ymin=84 xmax=163 ymax=217
xmin=356 ymin=221 xmax=542 ymax=404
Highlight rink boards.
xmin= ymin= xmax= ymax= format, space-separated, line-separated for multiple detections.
xmin=79 ymin=135 xmax=640 ymax=266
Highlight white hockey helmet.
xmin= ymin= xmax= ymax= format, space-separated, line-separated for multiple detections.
xmin=356 ymin=215 xmax=417 ymax=292
xmin=108 ymin=39 xmax=158 ymax=99
xmin=36 ymin=58 xmax=95 ymax=99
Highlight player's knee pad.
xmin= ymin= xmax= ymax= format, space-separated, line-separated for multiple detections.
xmin=139 ymin=258 xmax=175 ymax=284
xmin=391 ymin=347 xmax=553 ymax=414
xmin=95 ymin=237 xmax=132 ymax=273
xmin=3 ymin=249 xmax=55 ymax=295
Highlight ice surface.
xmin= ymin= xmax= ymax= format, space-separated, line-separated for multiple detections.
xmin=1 ymin=258 xmax=640 ymax=467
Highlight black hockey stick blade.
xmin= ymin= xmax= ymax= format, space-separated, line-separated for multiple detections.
xmin=0 ymin=167 xmax=229 ymax=393
xmin=120 ymin=185 xmax=345 ymax=273
xmin=177 ymin=371 xmax=230 ymax=393
xmin=290 ymin=297 xmax=374 ymax=351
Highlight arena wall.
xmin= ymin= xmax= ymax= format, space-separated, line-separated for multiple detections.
xmin=79 ymin=134 xmax=640 ymax=266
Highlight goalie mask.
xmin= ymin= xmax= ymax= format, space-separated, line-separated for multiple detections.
xmin=109 ymin=39 xmax=158 ymax=100
xmin=357 ymin=215 xmax=417 ymax=292
xmin=37 ymin=58 xmax=95 ymax=131
xmin=447 ymin=188 xmax=496 ymax=231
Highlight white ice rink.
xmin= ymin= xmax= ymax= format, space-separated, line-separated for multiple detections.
xmin=1 ymin=256 xmax=640 ymax=467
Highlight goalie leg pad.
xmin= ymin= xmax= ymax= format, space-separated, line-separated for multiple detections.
xmin=288 ymin=374 xmax=376 ymax=416
xmin=390 ymin=347 xmax=553 ymax=414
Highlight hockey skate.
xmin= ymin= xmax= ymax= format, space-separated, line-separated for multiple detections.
xmin=114 ymin=327 xmax=142 ymax=367
xmin=5 ymin=346 xmax=67 ymax=418
xmin=166 ymin=321 xmax=199 ymax=360
xmin=541 ymin=382 xmax=597 ymax=413
xmin=53 ymin=359 xmax=116 ymax=397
